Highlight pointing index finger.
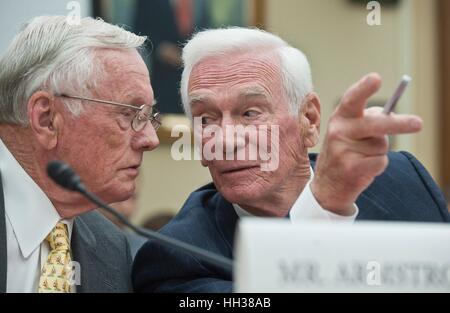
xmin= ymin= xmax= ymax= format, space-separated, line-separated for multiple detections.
xmin=336 ymin=73 xmax=382 ymax=119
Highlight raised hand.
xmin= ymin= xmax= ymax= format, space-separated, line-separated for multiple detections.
xmin=311 ymin=73 xmax=423 ymax=216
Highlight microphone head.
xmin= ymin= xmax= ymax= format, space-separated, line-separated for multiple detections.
xmin=47 ymin=161 xmax=85 ymax=192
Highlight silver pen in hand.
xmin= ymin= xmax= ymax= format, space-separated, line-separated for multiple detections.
xmin=383 ymin=75 xmax=412 ymax=115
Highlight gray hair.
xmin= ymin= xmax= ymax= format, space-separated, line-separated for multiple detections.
xmin=0 ymin=16 xmax=147 ymax=126
xmin=181 ymin=27 xmax=313 ymax=118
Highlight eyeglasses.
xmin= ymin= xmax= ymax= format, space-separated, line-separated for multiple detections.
xmin=55 ymin=94 xmax=162 ymax=132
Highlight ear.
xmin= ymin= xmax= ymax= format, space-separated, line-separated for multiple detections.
xmin=27 ymin=91 xmax=61 ymax=150
xmin=298 ymin=92 xmax=321 ymax=148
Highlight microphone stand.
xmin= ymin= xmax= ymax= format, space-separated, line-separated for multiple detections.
xmin=79 ymin=184 xmax=233 ymax=272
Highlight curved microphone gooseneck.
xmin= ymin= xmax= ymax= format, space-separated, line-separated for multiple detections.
xmin=47 ymin=161 xmax=233 ymax=272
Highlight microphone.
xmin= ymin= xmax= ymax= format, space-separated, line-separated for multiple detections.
xmin=47 ymin=161 xmax=233 ymax=272
xmin=47 ymin=161 xmax=87 ymax=192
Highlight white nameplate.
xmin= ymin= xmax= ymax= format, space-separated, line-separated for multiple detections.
xmin=234 ymin=219 xmax=450 ymax=293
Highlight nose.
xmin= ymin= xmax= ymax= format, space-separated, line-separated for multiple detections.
xmin=220 ymin=117 xmax=246 ymax=158
xmin=131 ymin=122 xmax=160 ymax=151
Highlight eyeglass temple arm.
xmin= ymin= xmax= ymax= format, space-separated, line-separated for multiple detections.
xmin=57 ymin=94 xmax=144 ymax=111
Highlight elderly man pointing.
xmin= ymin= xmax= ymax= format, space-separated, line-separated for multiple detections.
xmin=0 ymin=16 xmax=160 ymax=292
xmin=133 ymin=28 xmax=450 ymax=293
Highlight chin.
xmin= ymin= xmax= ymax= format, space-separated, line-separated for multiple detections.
xmin=218 ymin=182 xmax=266 ymax=205
xmin=101 ymin=182 xmax=135 ymax=204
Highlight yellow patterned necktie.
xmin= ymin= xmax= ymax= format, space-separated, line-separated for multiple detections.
xmin=38 ymin=223 xmax=73 ymax=293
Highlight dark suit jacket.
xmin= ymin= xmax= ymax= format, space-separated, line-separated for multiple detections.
xmin=0 ymin=173 xmax=133 ymax=293
xmin=132 ymin=152 xmax=450 ymax=293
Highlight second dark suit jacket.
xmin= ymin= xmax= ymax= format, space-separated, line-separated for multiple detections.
xmin=132 ymin=152 xmax=450 ymax=293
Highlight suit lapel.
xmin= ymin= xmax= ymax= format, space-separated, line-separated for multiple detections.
xmin=71 ymin=216 xmax=117 ymax=293
xmin=0 ymin=172 xmax=7 ymax=293
xmin=215 ymin=194 xmax=238 ymax=259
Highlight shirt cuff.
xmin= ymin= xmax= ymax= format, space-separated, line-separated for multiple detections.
xmin=289 ymin=181 xmax=359 ymax=223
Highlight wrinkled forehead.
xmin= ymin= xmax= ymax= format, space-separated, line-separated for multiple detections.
xmin=96 ymin=49 xmax=149 ymax=76
xmin=188 ymin=51 xmax=283 ymax=95
xmin=94 ymin=49 xmax=152 ymax=100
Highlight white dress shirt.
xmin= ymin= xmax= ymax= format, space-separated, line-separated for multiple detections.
xmin=0 ymin=139 xmax=73 ymax=293
xmin=233 ymin=167 xmax=359 ymax=222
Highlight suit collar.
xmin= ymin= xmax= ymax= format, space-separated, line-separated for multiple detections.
xmin=71 ymin=214 xmax=119 ymax=293
xmin=214 ymin=193 xmax=238 ymax=258
xmin=71 ymin=216 xmax=97 ymax=293
xmin=214 ymin=162 xmax=317 ymax=252
xmin=73 ymin=217 xmax=97 ymax=250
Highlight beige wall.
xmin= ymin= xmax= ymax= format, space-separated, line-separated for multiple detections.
xmin=409 ymin=0 xmax=440 ymax=184
xmin=133 ymin=144 xmax=211 ymax=224
xmin=133 ymin=0 xmax=441 ymax=223
xmin=266 ymin=0 xmax=440 ymax=182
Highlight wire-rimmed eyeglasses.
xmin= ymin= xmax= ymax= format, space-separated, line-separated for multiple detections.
xmin=55 ymin=94 xmax=162 ymax=132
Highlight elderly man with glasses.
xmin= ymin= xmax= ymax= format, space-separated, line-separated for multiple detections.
xmin=0 ymin=16 xmax=159 ymax=293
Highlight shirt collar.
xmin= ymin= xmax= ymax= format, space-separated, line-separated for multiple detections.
xmin=0 ymin=138 xmax=73 ymax=258
xmin=233 ymin=166 xmax=314 ymax=218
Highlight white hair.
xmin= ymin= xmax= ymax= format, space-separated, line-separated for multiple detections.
xmin=181 ymin=27 xmax=313 ymax=118
xmin=0 ymin=16 xmax=147 ymax=126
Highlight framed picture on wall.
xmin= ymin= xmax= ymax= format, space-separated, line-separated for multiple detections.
xmin=93 ymin=0 xmax=265 ymax=116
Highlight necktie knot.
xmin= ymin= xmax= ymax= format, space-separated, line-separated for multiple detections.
xmin=46 ymin=222 xmax=70 ymax=251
